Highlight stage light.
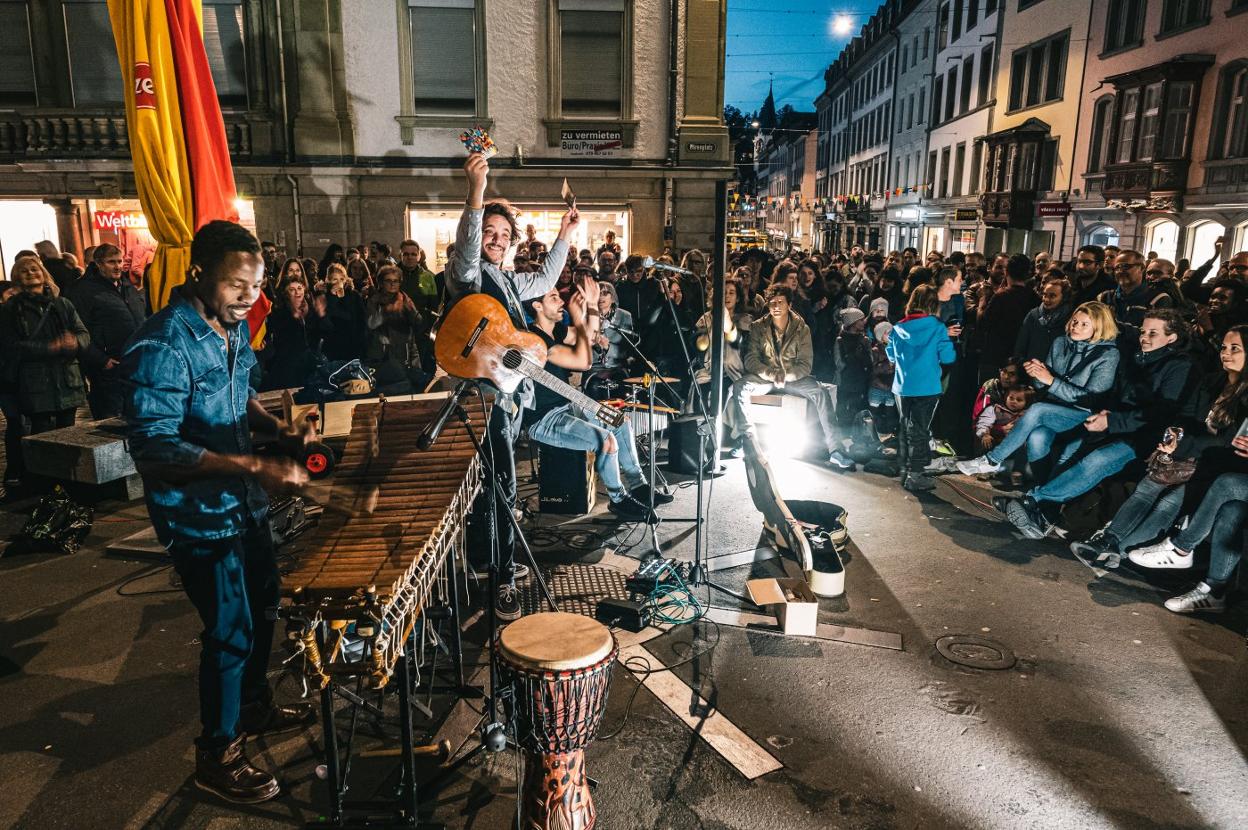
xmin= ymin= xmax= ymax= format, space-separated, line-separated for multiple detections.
xmin=832 ymin=14 xmax=854 ymax=36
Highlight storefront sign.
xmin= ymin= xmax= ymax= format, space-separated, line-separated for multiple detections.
xmin=1036 ymin=201 xmax=1072 ymax=217
xmin=893 ymin=208 xmax=919 ymax=221
xmin=93 ymin=210 xmax=148 ymax=232
xmin=560 ymin=129 xmax=623 ymax=158
xmin=953 ymin=208 xmax=979 ymax=222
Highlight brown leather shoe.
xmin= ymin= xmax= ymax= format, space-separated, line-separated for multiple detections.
xmin=194 ymin=735 xmax=280 ymax=804
xmin=239 ymin=701 xmax=317 ymax=737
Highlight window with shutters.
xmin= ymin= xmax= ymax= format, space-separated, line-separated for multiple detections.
xmin=544 ymin=0 xmax=635 ymax=145
xmin=0 ymin=0 xmax=37 ymax=106
xmin=398 ymin=0 xmax=488 ymax=138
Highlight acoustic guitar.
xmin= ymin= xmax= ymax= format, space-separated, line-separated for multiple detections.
xmin=434 ymin=293 xmax=626 ymax=429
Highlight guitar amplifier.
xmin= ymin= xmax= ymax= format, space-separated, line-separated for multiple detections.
xmin=538 ymin=445 xmax=598 ymax=515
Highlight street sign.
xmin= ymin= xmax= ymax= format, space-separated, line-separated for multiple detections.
xmin=1037 ymin=202 xmax=1072 ymax=217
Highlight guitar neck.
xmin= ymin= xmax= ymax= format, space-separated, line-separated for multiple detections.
xmin=515 ymin=360 xmax=609 ymax=416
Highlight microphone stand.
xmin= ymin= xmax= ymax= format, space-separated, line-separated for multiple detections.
xmin=650 ymin=271 xmax=750 ymax=605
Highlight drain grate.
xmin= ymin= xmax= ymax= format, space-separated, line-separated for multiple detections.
xmin=518 ymin=564 xmax=632 ymax=618
xmin=935 ymin=634 xmax=1017 ymax=670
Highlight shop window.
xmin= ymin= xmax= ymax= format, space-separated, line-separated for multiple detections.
xmin=65 ymin=0 xmax=124 ymax=105
xmin=0 ymin=1 xmax=37 ymax=106
xmin=1088 ymin=96 xmax=1114 ymax=172
xmin=1007 ymin=30 xmax=1068 ymax=112
xmin=1104 ymin=0 xmax=1146 ymax=53
xmin=1159 ymin=0 xmax=1209 ymax=35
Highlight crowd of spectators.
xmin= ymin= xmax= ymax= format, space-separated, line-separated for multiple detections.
xmin=7 ymin=226 xmax=1248 ymax=618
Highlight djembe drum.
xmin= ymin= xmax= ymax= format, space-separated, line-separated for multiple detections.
xmin=496 ymin=612 xmax=617 ymax=830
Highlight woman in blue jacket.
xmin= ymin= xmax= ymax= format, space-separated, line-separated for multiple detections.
xmin=958 ymin=301 xmax=1120 ymax=479
xmin=886 ymin=285 xmax=957 ymax=490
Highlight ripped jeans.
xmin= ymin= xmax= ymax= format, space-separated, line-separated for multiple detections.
xmin=527 ymin=403 xmax=646 ymax=502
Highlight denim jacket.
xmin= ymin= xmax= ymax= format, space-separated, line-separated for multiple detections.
xmin=121 ymin=294 xmax=269 ymax=545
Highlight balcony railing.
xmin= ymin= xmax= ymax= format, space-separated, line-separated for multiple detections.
xmin=1102 ymin=159 xmax=1190 ymax=200
xmin=0 ymin=109 xmax=269 ymax=161
xmin=980 ymin=190 xmax=1035 ymax=229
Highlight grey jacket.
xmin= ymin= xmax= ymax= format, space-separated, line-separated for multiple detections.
xmin=1037 ymin=336 xmax=1120 ymax=409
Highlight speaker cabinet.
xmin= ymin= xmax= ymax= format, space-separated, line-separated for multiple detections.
xmin=538 ymin=445 xmax=598 ymax=514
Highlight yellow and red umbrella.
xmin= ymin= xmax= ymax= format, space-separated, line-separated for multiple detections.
xmin=108 ymin=0 xmax=270 ymax=348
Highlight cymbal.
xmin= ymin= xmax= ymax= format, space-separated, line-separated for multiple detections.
xmin=622 ymin=375 xmax=679 ymax=385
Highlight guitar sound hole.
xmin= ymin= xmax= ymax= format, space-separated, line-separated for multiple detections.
xmin=502 ymin=349 xmax=523 ymax=371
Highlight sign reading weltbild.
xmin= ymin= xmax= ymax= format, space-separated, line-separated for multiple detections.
xmin=560 ymin=129 xmax=623 ymax=158
xmin=953 ymin=208 xmax=979 ymax=222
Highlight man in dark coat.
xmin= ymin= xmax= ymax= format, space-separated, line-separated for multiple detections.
xmin=976 ymin=254 xmax=1038 ymax=383
xmin=68 ymin=244 xmax=148 ymax=419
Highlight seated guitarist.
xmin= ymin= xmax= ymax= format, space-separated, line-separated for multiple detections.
xmin=524 ymin=276 xmax=672 ymax=521
xmin=446 ymin=151 xmax=579 ymax=621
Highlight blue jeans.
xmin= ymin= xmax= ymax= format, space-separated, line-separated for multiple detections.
xmin=1173 ymin=473 xmax=1248 ymax=588
xmin=1106 ymin=477 xmax=1185 ymax=550
xmin=528 ymin=404 xmax=646 ymax=501
xmin=1030 ymin=440 xmax=1137 ymax=504
xmin=169 ymin=517 xmax=278 ymax=750
xmin=986 ymin=402 xmax=1088 ymax=465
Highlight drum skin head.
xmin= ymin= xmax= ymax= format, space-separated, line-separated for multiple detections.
xmin=499 ymin=611 xmax=615 ymax=671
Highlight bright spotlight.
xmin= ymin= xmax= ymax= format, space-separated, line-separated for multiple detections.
xmin=832 ymin=14 xmax=854 ymax=36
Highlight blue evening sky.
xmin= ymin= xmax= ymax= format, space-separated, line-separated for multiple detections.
xmin=725 ymin=1 xmax=883 ymax=116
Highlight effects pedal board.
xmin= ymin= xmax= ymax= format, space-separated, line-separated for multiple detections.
xmin=625 ymin=557 xmax=680 ymax=595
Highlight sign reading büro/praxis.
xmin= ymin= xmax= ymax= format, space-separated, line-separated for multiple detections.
xmin=560 ymin=129 xmax=623 ymax=158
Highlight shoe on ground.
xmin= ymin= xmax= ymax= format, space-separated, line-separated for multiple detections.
xmin=495 ymin=584 xmax=521 ymax=622
xmin=1003 ymin=496 xmax=1053 ymax=540
xmin=827 ymin=450 xmax=856 ymax=471
xmin=956 ymin=455 xmax=1004 ymax=476
xmin=238 ymin=701 xmax=316 ymax=738
xmin=195 ymin=735 xmax=280 ymax=804
xmin=930 ymin=439 xmax=956 ymax=456
xmin=924 ymin=456 xmax=958 ymax=474
xmin=512 ymin=562 xmax=531 ymax=581
xmin=1164 ymin=582 xmax=1226 ymax=614
xmin=630 ymin=483 xmax=674 ymax=506
xmin=727 ymin=445 xmax=744 ymax=459
xmin=1127 ymin=538 xmax=1193 ymax=570
xmin=903 ymin=472 xmax=936 ymax=491
xmin=608 ymin=495 xmax=655 ymax=522
xmin=1070 ymin=534 xmax=1121 ymax=570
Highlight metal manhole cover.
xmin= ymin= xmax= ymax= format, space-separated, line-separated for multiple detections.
xmin=935 ymin=635 xmax=1016 ymax=670
xmin=518 ymin=564 xmax=631 ymax=618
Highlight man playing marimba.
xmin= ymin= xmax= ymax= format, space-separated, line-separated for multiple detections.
xmin=122 ymin=220 xmax=316 ymax=804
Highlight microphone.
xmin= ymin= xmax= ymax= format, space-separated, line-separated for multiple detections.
xmin=601 ymin=318 xmax=639 ymax=342
xmin=642 ymin=256 xmax=694 ymax=276
xmin=417 ymin=380 xmax=473 ymax=450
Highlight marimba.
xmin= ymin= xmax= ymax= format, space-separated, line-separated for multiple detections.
xmin=275 ymin=392 xmax=487 ymax=827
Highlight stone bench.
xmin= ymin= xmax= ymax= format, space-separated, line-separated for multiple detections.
xmin=21 ymin=417 xmax=143 ymax=499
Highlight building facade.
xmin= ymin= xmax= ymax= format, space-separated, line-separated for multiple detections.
xmin=885 ymin=0 xmax=937 ymax=253
xmin=921 ymin=0 xmax=1001 ymax=256
xmin=0 ymin=0 xmax=731 ymax=275
xmin=1069 ymin=0 xmax=1248 ymax=265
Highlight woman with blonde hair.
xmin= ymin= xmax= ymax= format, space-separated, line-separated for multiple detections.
xmin=321 ymin=262 xmax=367 ymax=361
xmin=958 ymin=301 xmax=1121 ymax=477
xmin=0 ymin=255 xmax=90 ymax=470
